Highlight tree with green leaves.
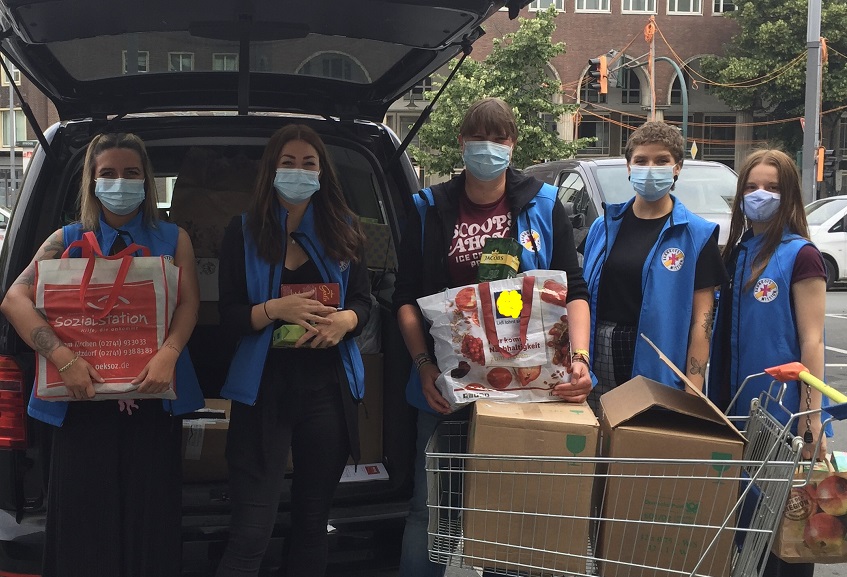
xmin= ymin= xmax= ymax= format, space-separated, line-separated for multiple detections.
xmin=700 ymin=0 xmax=847 ymax=152
xmin=410 ymin=6 xmax=593 ymax=176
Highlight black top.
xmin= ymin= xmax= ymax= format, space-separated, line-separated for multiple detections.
xmin=597 ymin=206 xmax=727 ymax=325
xmin=218 ymin=216 xmax=372 ymax=341
xmin=393 ymin=167 xmax=589 ymax=314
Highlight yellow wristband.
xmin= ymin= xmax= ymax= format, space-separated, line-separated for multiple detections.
xmin=572 ymin=349 xmax=589 ymax=358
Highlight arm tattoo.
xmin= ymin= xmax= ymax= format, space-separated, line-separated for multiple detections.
xmin=30 ymin=326 xmax=62 ymax=358
xmin=12 ymin=264 xmax=36 ymax=287
xmin=702 ymin=308 xmax=714 ymax=341
xmin=689 ymin=356 xmax=706 ymax=377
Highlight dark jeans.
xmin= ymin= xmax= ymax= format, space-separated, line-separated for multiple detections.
xmin=215 ymin=372 xmax=350 ymax=577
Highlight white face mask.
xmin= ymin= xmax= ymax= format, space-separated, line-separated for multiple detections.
xmin=95 ymin=178 xmax=146 ymax=215
xmin=742 ymin=189 xmax=781 ymax=222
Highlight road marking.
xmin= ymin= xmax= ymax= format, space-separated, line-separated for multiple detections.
xmin=827 ymin=346 xmax=847 ymax=355
xmin=828 ymin=364 xmax=847 ymax=368
xmin=826 ymin=314 xmax=847 ymax=320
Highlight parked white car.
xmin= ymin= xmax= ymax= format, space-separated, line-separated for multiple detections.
xmin=806 ymin=195 xmax=847 ymax=289
xmin=0 ymin=207 xmax=10 ymax=250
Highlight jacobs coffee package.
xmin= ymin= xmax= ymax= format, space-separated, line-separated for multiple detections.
xmin=272 ymin=283 xmax=340 ymax=347
xmin=477 ymin=237 xmax=523 ymax=282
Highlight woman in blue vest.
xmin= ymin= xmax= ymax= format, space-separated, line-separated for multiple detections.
xmin=0 ymin=132 xmax=204 ymax=577
xmin=394 ymin=97 xmax=593 ymax=577
xmin=583 ymin=121 xmax=727 ymax=411
xmin=215 ymin=124 xmax=371 ymax=577
xmin=709 ymin=151 xmax=828 ymax=577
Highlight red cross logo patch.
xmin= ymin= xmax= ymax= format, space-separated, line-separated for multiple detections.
xmin=661 ymin=247 xmax=685 ymax=272
xmin=754 ymin=278 xmax=778 ymax=303
xmin=519 ymin=229 xmax=542 ymax=252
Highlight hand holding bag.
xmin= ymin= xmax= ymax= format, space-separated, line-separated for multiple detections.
xmin=417 ymin=269 xmax=570 ymax=412
xmin=34 ymin=232 xmax=181 ymax=401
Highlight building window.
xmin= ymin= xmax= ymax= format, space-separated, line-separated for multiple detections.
xmin=577 ymin=114 xmax=610 ymax=156
xmin=703 ymin=115 xmax=735 ymax=162
xmin=1 ymin=59 xmax=19 ymax=86
xmin=168 ymin=52 xmax=195 ymax=72
xmin=670 ymin=69 xmax=694 ymax=104
xmin=297 ymin=52 xmax=369 ymax=83
xmin=1 ymin=109 xmax=25 ymax=148
xmin=620 ymin=115 xmax=642 ymax=149
xmin=529 ymin=0 xmax=565 ymax=10
xmin=713 ymin=0 xmax=735 ymax=12
xmin=668 ymin=0 xmax=701 ymax=13
xmin=212 ymin=53 xmax=238 ymax=72
xmin=121 ymin=51 xmax=149 ymax=74
xmin=622 ymin=0 xmax=655 ymax=12
xmin=620 ymin=68 xmax=641 ymax=104
xmin=576 ymin=0 xmax=611 ymax=10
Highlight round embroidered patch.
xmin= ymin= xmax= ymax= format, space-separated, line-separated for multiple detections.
xmin=661 ymin=247 xmax=685 ymax=272
xmin=754 ymin=278 xmax=778 ymax=302
xmin=519 ymin=229 xmax=541 ymax=252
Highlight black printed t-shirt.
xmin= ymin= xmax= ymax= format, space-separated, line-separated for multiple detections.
xmin=597 ymin=206 xmax=727 ymax=325
xmin=447 ymin=191 xmax=512 ymax=287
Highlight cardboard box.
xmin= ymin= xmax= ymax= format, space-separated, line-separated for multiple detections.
xmin=463 ymin=400 xmax=599 ymax=575
xmin=598 ymin=376 xmax=745 ymax=577
xmin=182 ymin=399 xmax=230 ymax=483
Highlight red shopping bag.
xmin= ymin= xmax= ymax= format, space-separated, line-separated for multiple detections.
xmin=34 ymin=232 xmax=181 ymax=400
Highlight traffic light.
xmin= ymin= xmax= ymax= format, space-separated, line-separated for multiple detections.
xmin=817 ymin=147 xmax=837 ymax=182
xmin=587 ymin=55 xmax=608 ymax=95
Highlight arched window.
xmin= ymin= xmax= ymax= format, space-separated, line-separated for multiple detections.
xmin=296 ymin=52 xmax=370 ymax=83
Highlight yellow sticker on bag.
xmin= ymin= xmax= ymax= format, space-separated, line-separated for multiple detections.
xmin=496 ymin=289 xmax=523 ymax=319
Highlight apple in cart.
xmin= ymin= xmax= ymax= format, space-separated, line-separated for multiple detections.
xmin=803 ymin=512 xmax=847 ymax=552
xmin=816 ymin=476 xmax=847 ymax=516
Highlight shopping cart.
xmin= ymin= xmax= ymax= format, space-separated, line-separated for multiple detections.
xmin=425 ymin=362 xmax=845 ymax=577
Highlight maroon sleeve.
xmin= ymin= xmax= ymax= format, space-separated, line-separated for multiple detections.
xmin=792 ymin=244 xmax=826 ymax=284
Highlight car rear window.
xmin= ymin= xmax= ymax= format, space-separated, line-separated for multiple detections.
xmin=594 ymin=164 xmax=733 ymax=213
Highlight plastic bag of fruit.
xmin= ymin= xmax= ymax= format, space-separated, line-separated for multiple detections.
xmin=416 ymin=269 xmax=571 ymax=411
xmin=772 ymin=451 xmax=847 ymax=563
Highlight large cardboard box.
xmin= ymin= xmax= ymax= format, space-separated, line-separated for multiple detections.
xmin=463 ymin=400 xmax=599 ymax=575
xmin=598 ymin=376 xmax=745 ymax=577
xmin=182 ymin=399 xmax=230 ymax=483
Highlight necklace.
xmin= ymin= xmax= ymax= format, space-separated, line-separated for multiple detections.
xmin=289 ymin=235 xmax=296 ymax=245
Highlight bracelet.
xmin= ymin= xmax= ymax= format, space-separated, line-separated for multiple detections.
xmin=572 ymin=348 xmax=590 ymax=359
xmin=263 ymin=301 xmax=272 ymax=321
xmin=413 ymin=352 xmax=434 ymax=371
xmin=165 ymin=343 xmax=181 ymax=355
xmin=571 ymin=351 xmax=590 ymax=366
xmin=57 ymin=355 xmax=79 ymax=373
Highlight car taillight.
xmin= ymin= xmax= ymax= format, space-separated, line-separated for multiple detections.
xmin=0 ymin=356 xmax=26 ymax=448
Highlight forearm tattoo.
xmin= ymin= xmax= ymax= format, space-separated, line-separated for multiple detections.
xmin=30 ymin=326 xmax=62 ymax=358
xmin=702 ymin=308 xmax=714 ymax=341
xmin=689 ymin=356 xmax=706 ymax=377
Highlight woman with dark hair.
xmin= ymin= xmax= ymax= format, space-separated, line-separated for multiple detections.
xmin=709 ymin=150 xmax=829 ymax=577
xmin=0 ymin=132 xmax=203 ymax=577
xmin=216 ymin=124 xmax=371 ymax=576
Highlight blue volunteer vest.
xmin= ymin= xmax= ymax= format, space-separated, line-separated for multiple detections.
xmin=220 ymin=203 xmax=365 ymax=405
xmin=405 ymin=183 xmax=558 ymax=413
xmin=583 ymin=196 xmax=718 ymax=389
xmin=28 ymin=212 xmax=205 ymax=426
xmin=716 ymin=232 xmax=831 ymax=432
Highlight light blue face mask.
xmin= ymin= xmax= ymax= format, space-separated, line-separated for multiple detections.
xmin=742 ymin=189 xmax=781 ymax=222
xmin=274 ymin=168 xmax=320 ymax=204
xmin=95 ymin=178 xmax=146 ymax=216
xmin=462 ymin=141 xmax=512 ymax=181
xmin=629 ymin=165 xmax=676 ymax=202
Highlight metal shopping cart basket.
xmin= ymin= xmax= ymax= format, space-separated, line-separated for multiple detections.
xmin=425 ymin=362 xmax=845 ymax=577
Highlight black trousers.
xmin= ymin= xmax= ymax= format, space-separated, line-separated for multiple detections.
xmin=215 ymin=357 xmax=350 ymax=577
xmin=43 ymin=400 xmax=182 ymax=577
